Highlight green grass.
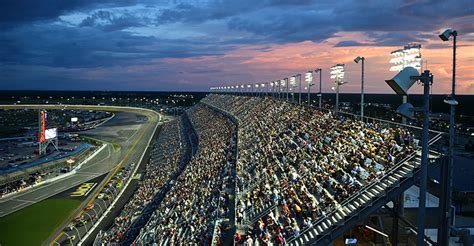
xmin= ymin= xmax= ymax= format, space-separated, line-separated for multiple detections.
xmin=112 ymin=143 xmax=121 ymax=151
xmin=0 ymin=198 xmax=82 ymax=246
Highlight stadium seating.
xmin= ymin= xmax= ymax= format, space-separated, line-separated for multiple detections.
xmin=99 ymin=117 xmax=187 ymax=243
xmin=202 ymin=94 xmax=420 ymax=245
xmin=135 ymin=104 xmax=236 ymax=244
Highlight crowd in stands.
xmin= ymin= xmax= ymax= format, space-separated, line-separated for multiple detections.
xmin=100 ymin=118 xmax=187 ymax=243
xmin=136 ymin=104 xmax=235 ymax=245
xmin=202 ymin=94 xmax=418 ymax=245
xmin=0 ymin=171 xmax=46 ymax=197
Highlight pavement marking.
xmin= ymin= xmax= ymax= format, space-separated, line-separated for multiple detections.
xmin=126 ymin=128 xmax=140 ymax=143
xmin=55 ymin=186 xmax=67 ymax=192
xmin=12 ymin=198 xmax=35 ymax=203
xmin=12 ymin=203 xmax=27 ymax=210
xmin=36 ymin=193 xmax=50 ymax=200
xmin=75 ymin=179 xmax=86 ymax=185
xmin=76 ymin=171 xmax=104 ymax=176
xmin=51 ymin=112 xmax=157 ymax=246
xmin=75 ymin=113 xmax=159 ymax=246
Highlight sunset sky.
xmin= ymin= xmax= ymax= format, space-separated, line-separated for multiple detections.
xmin=1 ymin=0 xmax=473 ymax=94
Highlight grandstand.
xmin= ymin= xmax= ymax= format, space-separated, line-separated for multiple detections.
xmin=95 ymin=94 xmax=445 ymax=245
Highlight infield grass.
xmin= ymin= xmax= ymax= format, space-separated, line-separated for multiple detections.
xmin=0 ymin=198 xmax=82 ymax=246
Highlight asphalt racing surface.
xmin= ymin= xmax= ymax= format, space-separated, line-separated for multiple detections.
xmin=0 ymin=105 xmax=160 ymax=245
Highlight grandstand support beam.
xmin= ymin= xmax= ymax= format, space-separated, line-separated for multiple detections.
xmin=401 ymin=96 xmax=408 ymax=124
xmin=391 ymin=195 xmax=403 ymax=246
xmin=377 ymin=216 xmax=388 ymax=246
xmin=415 ymin=70 xmax=433 ymax=246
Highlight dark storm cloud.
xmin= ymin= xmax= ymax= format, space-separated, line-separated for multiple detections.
xmin=0 ymin=23 xmax=231 ymax=68
xmin=79 ymin=10 xmax=151 ymax=32
xmin=0 ymin=0 xmax=139 ymax=29
xmin=0 ymin=0 xmax=473 ymax=85
xmin=226 ymin=0 xmax=473 ymax=45
xmin=334 ymin=41 xmax=368 ymax=47
xmin=154 ymin=0 xmax=316 ymax=24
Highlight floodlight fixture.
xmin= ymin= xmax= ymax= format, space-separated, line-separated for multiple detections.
xmin=304 ymin=71 xmax=313 ymax=106
xmin=389 ymin=43 xmax=422 ymax=72
xmin=396 ymin=103 xmax=415 ymax=119
xmin=385 ymin=67 xmax=419 ymax=96
xmin=331 ymin=64 xmax=346 ymax=113
xmin=330 ymin=64 xmax=345 ymax=81
xmin=439 ymin=28 xmax=456 ymax=41
xmin=305 ymin=71 xmax=313 ymax=83
xmin=290 ymin=76 xmax=296 ymax=87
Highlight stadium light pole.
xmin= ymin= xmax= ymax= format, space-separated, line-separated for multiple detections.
xmin=386 ymin=67 xmax=433 ymax=246
xmin=276 ymin=80 xmax=283 ymax=100
xmin=270 ymin=81 xmax=275 ymax=98
xmin=354 ymin=56 xmax=365 ymax=118
xmin=330 ymin=64 xmax=346 ymax=114
xmin=315 ymin=68 xmax=322 ymax=109
xmin=285 ymin=78 xmax=289 ymax=102
xmin=275 ymin=80 xmax=278 ymax=99
xmin=438 ymin=28 xmax=458 ymax=246
xmin=290 ymin=76 xmax=297 ymax=103
xmin=304 ymin=71 xmax=313 ymax=106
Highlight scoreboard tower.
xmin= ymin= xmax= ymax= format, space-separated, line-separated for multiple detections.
xmin=38 ymin=110 xmax=59 ymax=156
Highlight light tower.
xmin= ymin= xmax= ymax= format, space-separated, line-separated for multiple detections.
xmin=389 ymin=43 xmax=422 ymax=124
xmin=289 ymin=76 xmax=297 ymax=103
xmin=330 ymin=64 xmax=346 ymax=113
xmin=304 ymin=71 xmax=313 ymax=106
xmin=438 ymin=28 xmax=458 ymax=246
xmin=315 ymin=68 xmax=322 ymax=109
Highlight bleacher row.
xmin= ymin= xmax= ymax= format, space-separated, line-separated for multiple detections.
xmin=96 ymin=94 xmax=444 ymax=245
xmin=201 ymin=94 xmax=424 ymax=245
xmin=134 ymin=104 xmax=236 ymax=245
xmin=99 ymin=118 xmax=186 ymax=243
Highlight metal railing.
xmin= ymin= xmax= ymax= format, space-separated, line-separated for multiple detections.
xmin=287 ymin=132 xmax=444 ymax=244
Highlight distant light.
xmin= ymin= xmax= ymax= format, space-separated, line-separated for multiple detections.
xmin=305 ymin=71 xmax=313 ymax=85
xmin=290 ymin=76 xmax=297 ymax=87
xmin=330 ymin=64 xmax=345 ymax=84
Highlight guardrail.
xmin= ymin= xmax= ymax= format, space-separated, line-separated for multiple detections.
xmin=75 ymin=110 xmax=160 ymax=246
xmin=6 ymin=105 xmax=162 ymax=245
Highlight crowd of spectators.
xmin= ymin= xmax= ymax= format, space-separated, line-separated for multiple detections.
xmin=135 ymin=104 xmax=235 ymax=245
xmin=202 ymin=94 xmax=418 ymax=245
xmin=0 ymin=171 xmax=46 ymax=197
xmin=100 ymin=117 xmax=187 ymax=243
